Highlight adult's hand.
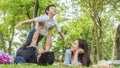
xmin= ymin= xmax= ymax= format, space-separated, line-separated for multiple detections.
xmin=76 ymin=48 xmax=84 ymax=54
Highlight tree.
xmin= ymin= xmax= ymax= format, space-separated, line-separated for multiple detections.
xmin=0 ymin=31 xmax=6 ymax=52
xmin=115 ymin=24 xmax=120 ymax=59
xmin=0 ymin=0 xmax=53 ymax=55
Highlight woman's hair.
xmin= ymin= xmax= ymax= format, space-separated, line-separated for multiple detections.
xmin=72 ymin=39 xmax=91 ymax=66
xmin=37 ymin=52 xmax=54 ymax=66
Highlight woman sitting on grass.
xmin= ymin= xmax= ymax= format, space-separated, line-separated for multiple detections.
xmin=64 ymin=39 xmax=91 ymax=66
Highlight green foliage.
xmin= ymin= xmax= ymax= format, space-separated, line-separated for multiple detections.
xmin=0 ymin=0 xmax=53 ymax=54
xmin=0 ymin=0 xmax=120 ymax=64
xmin=51 ymin=0 xmax=120 ymax=63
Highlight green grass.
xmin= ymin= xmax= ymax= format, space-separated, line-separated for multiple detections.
xmin=0 ymin=64 xmax=85 ymax=68
xmin=0 ymin=64 xmax=120 ymax=68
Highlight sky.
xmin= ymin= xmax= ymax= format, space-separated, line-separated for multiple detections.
xmin=0 ymin=12 xmax=4 ymax=24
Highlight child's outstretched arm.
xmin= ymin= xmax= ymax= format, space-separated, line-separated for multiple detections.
xmin=55 ymin=23 xmax=66 ymax=43
xmin=58 ymin=32 xmax=66 ymax=43
xmin=44 ymin=27 xmax=53 ymax=51
xmin=15 ymin=19 xmax=35 ymax=28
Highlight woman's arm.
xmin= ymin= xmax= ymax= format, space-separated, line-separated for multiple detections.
xmin=64 ymin=49 xmax=72 ymax=66
xmin=72 ymin=49 xmax=84 ymax=66
xmin=72 ymin=52 xmax=82 ymax=66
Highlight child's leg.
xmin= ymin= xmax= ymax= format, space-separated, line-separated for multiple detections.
xmin=37 ymin=35 xmax=44 ymax=43
xmin=25 ymin=28 xmax=36 ymax=46
xmin=25 ymin=28 xmax=44 ymax=46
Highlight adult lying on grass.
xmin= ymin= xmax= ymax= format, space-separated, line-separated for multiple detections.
xmin=15 ymin=25 xmax=54 ymax=66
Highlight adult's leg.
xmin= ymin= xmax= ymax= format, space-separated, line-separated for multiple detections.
xmin=14 ymin=56 xmax=26 ymax=63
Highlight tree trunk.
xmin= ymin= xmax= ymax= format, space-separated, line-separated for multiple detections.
xmin=31 ymin=0 xmax=39 ymax=29
xmin=0 ymin=32 xmax=6 ymax=52
xmin=97 ymin=16 xmax=103 ymax=60
xmin=90 ymin=28 xmax=95 ymax=63
xmin=8 ymin=41 xmax=12 ymax=55
xmin=89 ymin=0 xmax=104 ymax=62
xmin=62 ymin=43 xmax=66 ymax=62
xmin=8 ymin=28 xmax=15 ymax=55
xmin=115 ymin=24 xmax=120 ymax=60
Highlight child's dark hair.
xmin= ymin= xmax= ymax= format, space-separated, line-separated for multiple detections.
xmin=45 ymin=4 xmax=56 ymax=15
xmin=37 ymin=52 xmax=54 ymax=66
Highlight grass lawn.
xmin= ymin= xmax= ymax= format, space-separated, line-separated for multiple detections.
xmin=0 ymin=64 xmax=85 ymax=68
xmin=0 ymin=64 xmax=120 ymax=68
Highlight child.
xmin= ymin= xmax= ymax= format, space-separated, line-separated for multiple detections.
xmin=15 ymin=4 xmax=66 ymax=51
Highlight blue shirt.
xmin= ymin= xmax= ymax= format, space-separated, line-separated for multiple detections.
xmin=64 ymin=49 xmax=81 ymax=66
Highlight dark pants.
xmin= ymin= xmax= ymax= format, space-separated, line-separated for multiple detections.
xmin=15 ymin=46 xmax=37 ymax=63
xmin=25 ymin=28 xmax=44 ymax=46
